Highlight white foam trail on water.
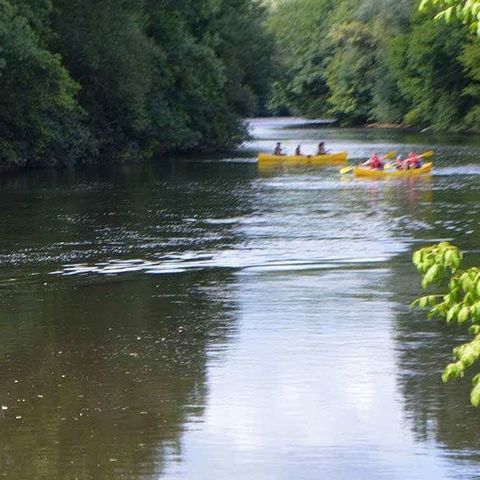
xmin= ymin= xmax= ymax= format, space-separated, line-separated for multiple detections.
xmin=434 ymin=165 xmax=480 ymax=176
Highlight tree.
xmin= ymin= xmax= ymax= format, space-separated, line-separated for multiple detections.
xmin=266 ymin=0 xmax=480 ymax=131
xmin=266 ymin=0 xmax=338 ymax=116
xmin=212 ymin=0 xmax=275 ymax=116
xmin=325 ymin=21 xmax=379 ymax=124
xmin=0 ymin=0 xmax=275 ymax=168
xmin=0 ymin=0 xmax=90 ymax=169
xmin=386 ymin=16 xmax=469 ymax=130
xmin=458 ymin=40 xmax=480 ymax=128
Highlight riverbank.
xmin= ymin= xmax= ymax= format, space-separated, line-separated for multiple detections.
xmin=365 ymin=121 xmax=412 ymax=129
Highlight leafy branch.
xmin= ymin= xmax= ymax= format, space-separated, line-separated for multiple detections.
xmin=419 ymin=0 xmax=480 ymax=35
xmin=412 ymin=242 xmax=480 ymax=406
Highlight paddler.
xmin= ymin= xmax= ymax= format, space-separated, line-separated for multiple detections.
xmin=406 ymin=152 xmax=422 ymax=169
xmin=274 ymin=142 xmax=284 ymax=156
xmin=362 ymin=153 xmax=384 ymax=170
xmin=395 ymin=155 xmax=405 ymax=169
xmin=295 ymin=145 xmax=302 ymax=156
xmin=317 ymin=142 xmax=327 ymax=155
xmin=396 ymin=153 xmax=421 ymax=169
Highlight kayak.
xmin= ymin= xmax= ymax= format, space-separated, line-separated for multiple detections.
xmin=258 ymin=152 xmax=348 ymax=165
xmin=353 ymin=162 xmax=433 ymax=178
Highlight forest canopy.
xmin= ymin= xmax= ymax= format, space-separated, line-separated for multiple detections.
xmin=0 ymin=0 xmax=273 ymax=169
xmin=268 ymin=0 xmax=480 ymax=131
xmin=2 ymin=0 xmax=480 ymax=170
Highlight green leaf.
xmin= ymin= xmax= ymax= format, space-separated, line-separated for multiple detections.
xmin=419 ymin=0 xmax=430 ymax=11
xmin=422 ymin=264 xmax=441 ymax=288
xmin=442 ymin=362 xmax=463 ymax=382
xmin=471 ymin=382 xmax=480 ymax=407
xmin=465 ymin=292 xmax=475 ymax=306
xmin=447 ymin=304 xmax=461 ymax=323
xmin=445 ymin=249 xmax=454 ymax=267
xmin=462 ymin=276 xmax=476 ymax=293
xmin=469 ymin=325 xmax=480 ymax=335
xmin=410 ymin=299 xmax=420 ymax=308
xmin=429 ymin=303 xmax=447 ymax=318
xmin=452 ymin=252 xmax=461 ymax=270
xmin=419 ymin=296 xmax=429 ymax=308
xmin=445 ymin=6 xmax=455 ymax=22
xmin=413 ymin=250 xmax=422 ymax=266
xmin=458 ymin=306 xmax=471 ymax=324
xmin=449 ymin=278 xmax=459 ymax=291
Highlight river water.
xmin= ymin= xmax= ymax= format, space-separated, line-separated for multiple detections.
xmin=1 ymin=118 xmax=480 ymax=479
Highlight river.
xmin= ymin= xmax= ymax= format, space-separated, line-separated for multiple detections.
xmin=1 ymin=117 xmax=480 ymax=479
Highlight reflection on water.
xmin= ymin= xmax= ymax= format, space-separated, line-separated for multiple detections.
xmin=392 ymin=253 xmax=480 ymax=450
xmin=0 ymin=274 xmax=238 ymax=479
xmin=1 ymin=118 xmax=480 ymax=478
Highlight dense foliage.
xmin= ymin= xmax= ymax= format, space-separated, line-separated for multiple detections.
xmin=412 ymin=242 xmax=480 ymax=407
xmin=268 ymin=0 xmax=480 ymax=131
xmin=5 ymin=0 xmax=480 ymax=169
xmin=0 ymin=0 xmax=273 ymax=169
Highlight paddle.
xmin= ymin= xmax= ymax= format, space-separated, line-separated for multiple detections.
xmin=420 ymin=150 xmax=434 ymax=159
xmin=340 ymin=165 xmax=354 ymax=174
xmin=383 ymin=151 xmax=397 ymax=160
xmin=339 ymin=151 xmax=396 ymax=174
xmin=340 ymin=150 xmax=434 ymax=174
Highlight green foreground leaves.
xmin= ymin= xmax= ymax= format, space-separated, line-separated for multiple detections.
xmin=420 ymin=0 xmax=480 ymax=35
xmin=412 ymin=242 xmax=480 ymax=406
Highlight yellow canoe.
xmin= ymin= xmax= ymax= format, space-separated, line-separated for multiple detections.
xmin=258 ymin=152 xmax=348 ymax=165
xmin=353 ymin=162 xmax=433 ymax=178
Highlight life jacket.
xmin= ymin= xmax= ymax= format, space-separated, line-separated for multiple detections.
xmin=406 ymin=154 xmax=421 ymax=169
xmin=369 ymin=154 xmax=383 ymax=169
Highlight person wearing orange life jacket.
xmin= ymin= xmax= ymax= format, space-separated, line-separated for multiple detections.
xmin=362 ymin=153 xmax=384 ymax=170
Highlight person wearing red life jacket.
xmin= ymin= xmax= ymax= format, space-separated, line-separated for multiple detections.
xmin=405 ymin=152 xmax=422 ymax=169
xmin=362 ymin=153 xmax=384 ymax=170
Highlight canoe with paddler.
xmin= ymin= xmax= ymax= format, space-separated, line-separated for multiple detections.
xmin=340 ymin=150 xmax=434 ymax=178
xmin=258 ymin=141 xmax=348 ymax=166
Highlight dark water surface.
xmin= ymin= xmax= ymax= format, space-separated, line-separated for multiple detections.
xmin=2 ymin=118 xmax=480 ymax=479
